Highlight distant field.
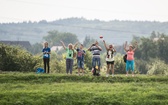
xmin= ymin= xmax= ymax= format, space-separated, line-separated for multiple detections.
xmin=0 ymin=72 xmax=168 ymax=105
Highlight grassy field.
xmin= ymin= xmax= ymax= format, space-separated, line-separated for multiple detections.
xmin=0 ymin=72 xmax=168 ymax=105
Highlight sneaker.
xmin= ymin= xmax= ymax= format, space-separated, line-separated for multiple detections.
xmin=112 ymin=74 xmax=114 ymax=77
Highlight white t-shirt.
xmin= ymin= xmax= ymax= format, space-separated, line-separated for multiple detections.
xmin=106 ymin=50 xmax=115 ymax=62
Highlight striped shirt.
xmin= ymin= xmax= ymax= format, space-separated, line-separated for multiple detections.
xmin=90 ymin=45 xmax=101 ymax=57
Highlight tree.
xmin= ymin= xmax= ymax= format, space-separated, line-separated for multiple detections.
xmin=29 ymin=43 xmax=43 ymax=54
xmin=43 ymin=30 xmax=78 ymax=46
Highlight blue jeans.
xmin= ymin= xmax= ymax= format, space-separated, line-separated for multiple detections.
xmin=126 ymin=60 xmax=134 ymax=71
xmin=92 ymin=57 xmax=101 ymax=67
xmin=77 ymin=60 xmax=84 ymax=69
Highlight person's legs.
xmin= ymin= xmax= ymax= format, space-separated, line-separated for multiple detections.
xmin=131 ymin=60 xmax=134 ymax=76
xmin=106 ymin=62 xmax=110 ymax=77
xmin=97 ymin=57 xmax=101 ymax=72
xmin=43 ymin=58 xmax=47 ymax=73
xmin=126 ymin=60 xmax=130 ymax=76
xmin=111 ymin=61 xmax=115 ymax=76
xmin=66 ymin=59 xmax=70 ymax=74
xmin=46 ymin=58 xmax=50 ymax=73
xmin=81 ymin=61 xmax=84 ymax=75
xmin=92 ymin=57 xmax=96 ymax=68
xmin=77 ymin=60 xmax=80 ymax=75
xmin=92 ymin=57 xmax=96 ymax=75
xmin=69 ymin=59 xmax=74 ymax=74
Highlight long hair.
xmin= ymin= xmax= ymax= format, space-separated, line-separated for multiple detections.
xmin=43 ymin=42 xmax=48 ymax=48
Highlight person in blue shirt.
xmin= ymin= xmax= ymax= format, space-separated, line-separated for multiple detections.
xmin=42 ymin=42 xmax=51 ymax=73
xmin=74 ymin=43 xmax=86 ymax=76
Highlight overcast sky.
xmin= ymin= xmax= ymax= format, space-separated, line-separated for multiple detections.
xmin=0 ymin=0 xmax=168 ymax=23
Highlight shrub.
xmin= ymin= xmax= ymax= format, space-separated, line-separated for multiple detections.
xmin=147 ymin=58 xmax=168 ymax=75
xmin=0 ymin=43 xmax=41 ymax=72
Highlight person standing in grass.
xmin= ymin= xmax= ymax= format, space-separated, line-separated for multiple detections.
xmin=103 ymin=40 xmax=116 ymax=77
xmin=60 ymin=41 xmax=76 ymax=75
xmin=74 ymin=43 xmax=86 ymax=76
xmin=124 ymin=41 xmax=138 ymax=77
xmin=88 ymin=41 xmax=102 ymax=75
xmin=42 ymin=42 xmax=51 ymax=73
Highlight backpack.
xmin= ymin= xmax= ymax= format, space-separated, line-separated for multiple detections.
xmin=123 ymin=54 xmax=127 ymax=63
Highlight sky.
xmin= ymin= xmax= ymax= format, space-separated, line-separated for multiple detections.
xmin=0 ymin=0 xmax=168 ymax=23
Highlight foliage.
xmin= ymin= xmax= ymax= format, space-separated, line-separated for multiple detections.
xmin=50 ymin=52 xmax=66 ymax=73
xmin=0 ymin=44 xmax=41 ymax=72
xmin=43 ymin=30 xmax=78 ymax=46
xmin=147 ymin=58 xmax=168 ymax=75
xmin=29 ymin=43 xmax=43 ymax=54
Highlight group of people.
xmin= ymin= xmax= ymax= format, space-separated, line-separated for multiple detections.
xmin=42 ymin=40 xmax=138 ymax=77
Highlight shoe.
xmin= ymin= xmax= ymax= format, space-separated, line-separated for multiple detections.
xmin=126 ymin=74 xmax=128 ymax=77
xmin=132 ymin=74 xmax=135 ymax=77
xmin=112 ymin=74 xmax=114 ymax=77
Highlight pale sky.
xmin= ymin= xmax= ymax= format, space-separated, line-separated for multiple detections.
xmin=0 ymin=0 xmax=168 ymax=23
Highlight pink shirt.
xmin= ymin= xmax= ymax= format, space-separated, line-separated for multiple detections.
xmin=127 ymin=51 xmax=134 ymax=60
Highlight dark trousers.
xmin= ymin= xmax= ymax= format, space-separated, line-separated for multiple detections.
xmin=66 ymin=59 xmax=73 ymax=74
xmin=43 ymin=58 xmax=50 ymax=73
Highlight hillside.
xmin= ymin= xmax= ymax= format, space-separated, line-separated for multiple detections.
xmin=1 ymin=17 xmax=168 ymax=45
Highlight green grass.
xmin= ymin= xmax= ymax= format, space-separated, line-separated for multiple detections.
xmin=0 ymin=72 xmax=168 ymax=105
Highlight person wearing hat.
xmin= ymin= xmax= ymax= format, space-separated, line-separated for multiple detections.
xmin=124 ymin=41 xmax=138 ymax=77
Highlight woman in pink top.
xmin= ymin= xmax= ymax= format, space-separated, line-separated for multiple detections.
xmin=124 ymin=41 xmax=138 ymax=76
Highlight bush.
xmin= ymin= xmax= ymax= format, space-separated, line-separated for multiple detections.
xmin=0 ymin=43 xmax=41 ymax=72
xmin=147 ymin=58 xmax=168 ymax=75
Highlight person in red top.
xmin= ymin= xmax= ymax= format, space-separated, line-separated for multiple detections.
xmin=124 ymin=41 xmax=138 ymax=77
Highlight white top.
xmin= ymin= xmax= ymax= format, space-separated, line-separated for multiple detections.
xmin=106 ymin=50 xmax=115 ymax=61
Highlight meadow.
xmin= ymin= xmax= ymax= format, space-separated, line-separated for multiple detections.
xmin=0 ymin=72 xmax=168 ymax=105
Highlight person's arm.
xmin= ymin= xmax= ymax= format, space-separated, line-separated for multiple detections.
xmin=133 ymin=42 xmax=138 ymax=52
xmin=103 ymin=40 xmax=108 ymax=50
xmin=74 ymin=42 xmax=78 ymax=49
xmin=60 ymin=41 xmax=66 ymax=50
xmin=88 ymin=44 xmax=93 ymax=51
xmin=96 ymin=44 xmax=102 ymax=51
xmin=42 ymin=49 xmax=46 ymax=54
xmin=124 ymin=41 xmax=128 ymax=52
xmin=83 ymin=50 xmax=86 ymax=56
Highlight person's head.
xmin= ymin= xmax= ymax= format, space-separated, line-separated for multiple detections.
xmin=80 ymin=44 xmax=84 ymax=49
xmin=44 ymin=42 xmax=48 ymax=48
xmin=129 ymin=45 xmax=133 ymax=51
xmin=109 ymin=44 xmax=113 ymax=50
xmin=68 ymin=43 xmax=73 ymax=49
